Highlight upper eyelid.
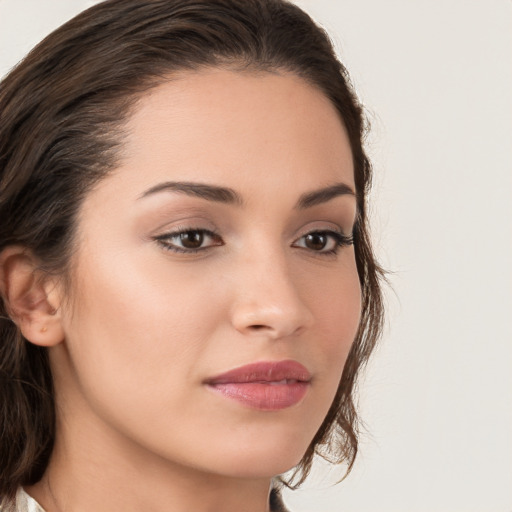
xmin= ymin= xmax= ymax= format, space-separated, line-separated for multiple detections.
xmin=149 ymin=216 xmax=218 ymax=235
xmin=155 ymin=225 xmax=347 ymax=236
xmin=294 ymin=224 xmax=350 ymax=239
xmin=154 ymin=224 xmax=219 ymax=236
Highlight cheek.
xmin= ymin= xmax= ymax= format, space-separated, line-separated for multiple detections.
xmin=307 ymin=257 xmax=361 ymax=339
xmin=59 ymin=250 xmax=220 ymax=410
xmin=305 ymin=258 xmax=361 ymax=383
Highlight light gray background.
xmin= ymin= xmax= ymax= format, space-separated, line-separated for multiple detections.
xmin=1 ymin=1 xmax=510 ymax=511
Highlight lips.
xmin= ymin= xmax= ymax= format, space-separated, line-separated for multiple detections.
xmin=205 ymin=360 xmax=311 ymax=411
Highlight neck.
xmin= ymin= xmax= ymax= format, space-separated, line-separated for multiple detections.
xmin=26 ymin=413 xmax=274 ymax=512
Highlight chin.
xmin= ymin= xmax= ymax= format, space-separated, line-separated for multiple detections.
xmin=194 ymin=431 xmax=312 ymax=480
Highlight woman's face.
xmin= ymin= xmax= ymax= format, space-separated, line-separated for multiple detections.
xmin=52 ymin=69 xmax=361 ymax=479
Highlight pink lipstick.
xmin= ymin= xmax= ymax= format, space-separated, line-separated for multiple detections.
xmin=205 ymin=360 xmax=311 ymax=411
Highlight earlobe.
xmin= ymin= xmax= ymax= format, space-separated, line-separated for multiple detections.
xmin=0 ymin=246 xmax=64 ymax=347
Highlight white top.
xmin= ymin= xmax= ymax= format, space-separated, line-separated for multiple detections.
xmin=12 ymin=489 xmax=46 ymax=512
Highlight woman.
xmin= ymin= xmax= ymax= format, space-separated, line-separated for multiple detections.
xmin=0 ymin=1 xmax=384 ymax=511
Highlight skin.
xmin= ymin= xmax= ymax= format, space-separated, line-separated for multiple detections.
xmin=20 ymin=69 xmax=361 ymax=512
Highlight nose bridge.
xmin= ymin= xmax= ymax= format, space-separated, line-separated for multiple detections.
xmin=230 ymin=240 xmax=313 ymax=338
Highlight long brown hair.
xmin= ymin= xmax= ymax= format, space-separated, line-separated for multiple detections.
xmin=0 ymin=0 xmax=385 ymax=507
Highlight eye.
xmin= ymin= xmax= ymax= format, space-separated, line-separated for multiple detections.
xmin=154 ymin=229 xmax=223 ymax=253
xmin=293 ymin=230 xmax=353 ymax=254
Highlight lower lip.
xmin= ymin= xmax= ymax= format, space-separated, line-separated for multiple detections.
xmin=207 ymin=381 xmax=309 ymax=411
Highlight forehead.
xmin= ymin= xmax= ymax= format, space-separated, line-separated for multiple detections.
xmin=113 ymin=68 xmax=355 ymax=199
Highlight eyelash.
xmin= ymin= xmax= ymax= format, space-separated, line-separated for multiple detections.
xmin=154 ymin=228 xmax=354 ymax=255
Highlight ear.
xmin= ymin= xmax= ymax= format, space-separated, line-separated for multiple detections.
xmin=0 ymin=246 xmax=65 ymax=347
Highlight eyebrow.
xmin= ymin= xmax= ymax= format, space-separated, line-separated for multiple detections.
xmin=138 ymin=181 xmax=355 ymax=208
xmin=296 ymin=183 xmax=356 ymax=209
xmin=138 ymin=181 xmax=243 ymax=205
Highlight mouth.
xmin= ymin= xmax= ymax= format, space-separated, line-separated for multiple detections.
xmin=204 ymin=360 xmax=311 ymax=411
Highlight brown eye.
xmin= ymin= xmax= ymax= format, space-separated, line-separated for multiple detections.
xmin=155 ymin=228 xmax=223 ymax=253
xmin=304 ymin=232 xmax=328 ymax=251
xmin=180 ymin=231 xmax=204 ymax=249
xmin=292 ymin=230 xmax=353 ymax=254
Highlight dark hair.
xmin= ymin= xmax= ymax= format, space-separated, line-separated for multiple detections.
xmin=0 ymin=0 xmax=384 ymax=506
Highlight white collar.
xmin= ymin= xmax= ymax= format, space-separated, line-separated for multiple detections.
xmin=15 ymin=489 xmax=47 ymax=512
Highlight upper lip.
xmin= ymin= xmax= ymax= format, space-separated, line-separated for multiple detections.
xmin=205 ymin=360 xmax=312 ymax=384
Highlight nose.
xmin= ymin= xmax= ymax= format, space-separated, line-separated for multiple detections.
xmin=229 ymin=250 xmax=314 ymax=340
